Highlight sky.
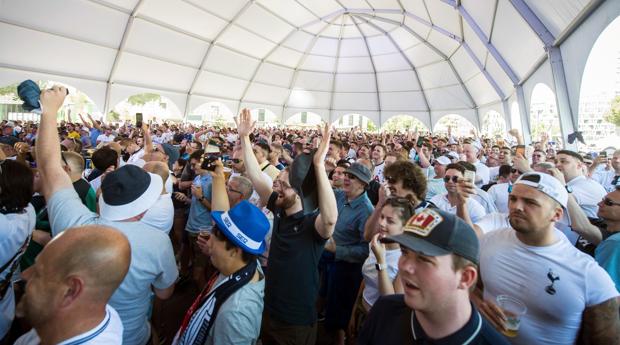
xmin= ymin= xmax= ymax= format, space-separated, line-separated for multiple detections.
xmin=579 ymin=15 xmax=620 ymax=99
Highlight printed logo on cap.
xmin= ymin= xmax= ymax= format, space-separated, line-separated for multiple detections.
xmin=404 ymin=209 xmax=443 ymax=237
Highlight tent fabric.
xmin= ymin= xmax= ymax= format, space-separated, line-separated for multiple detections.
xmin=0 ymin=0 xmax=610 ymax=128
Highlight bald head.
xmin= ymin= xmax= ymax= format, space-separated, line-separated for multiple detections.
xmin=143 ymin=161 xmax=169 ymax=193
xmin=61 ymin=151 xmax=85 ymax=175
xmin=48 ymin=225 xmax=131 ymax=303
xmin=143 ymin=150 xmax=167 ymax=163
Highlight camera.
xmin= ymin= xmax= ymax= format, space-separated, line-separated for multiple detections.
xmin=201 ymin=155 xmax=220 ymax=171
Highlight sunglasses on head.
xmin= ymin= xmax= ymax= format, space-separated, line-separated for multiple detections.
xmin=443 ymin=176 xmax=459 ymax=183
xmin=602 ymin=197 xmax=620 ymax=207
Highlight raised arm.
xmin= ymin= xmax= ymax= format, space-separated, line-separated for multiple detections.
xmin=236 ymin=108 xmax=272 ymax=206
xmin=88 ymin=113 xmax=103 ymax=131
xmin=78 ymin=113 xmax=92 ymax=129
xmin=142 ymin=122 xmax=153 ymax=154
xmin=548 ymin=168 xmax=602 ymax=244
xmin=314 ymin=123 xmax=338 ymax=239
xmin=36 ymin=86 xmax=73 ymax=199
xmin=209 ymin=160 xmax=230 ymax=212
xmin=363 ymin=184 xmax=389 ymax=242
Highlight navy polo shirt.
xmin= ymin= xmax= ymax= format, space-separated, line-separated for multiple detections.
xmin=358 ymin=295 xmax=510 ymax=345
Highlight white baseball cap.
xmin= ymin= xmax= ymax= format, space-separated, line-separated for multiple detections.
xmin=434 ymin=156 xmax=451 ymax=165
xmin=514 ymin=172 xmax=568 ymax=209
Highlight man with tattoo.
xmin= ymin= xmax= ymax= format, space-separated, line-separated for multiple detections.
xmin=474 ymin=172 xmax=620 ymax=345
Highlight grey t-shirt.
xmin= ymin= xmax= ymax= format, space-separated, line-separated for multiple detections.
xmin=48 ymin=187 xmax=178 ymax=345
xmin=205 ymin=271 xmax=265 ymax=345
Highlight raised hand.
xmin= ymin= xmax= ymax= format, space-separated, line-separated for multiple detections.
xmin=313 ymin=122 xmax=332 ymax=166
xmin=40 ymin=85 xmax=67 ymax=115
xmin=234 ymin=108 xmax=255 ymax=137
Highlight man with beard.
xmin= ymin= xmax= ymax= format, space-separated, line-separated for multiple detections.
xmin=475 ymin=172 xmax=619 ymax=345
xmin=14 ymin=225 xmax=130 ymax=344
xmin=236 ymin=109 xmax=338 ymax=345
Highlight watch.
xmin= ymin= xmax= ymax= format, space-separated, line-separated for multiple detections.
xmin=375 ymin=263 xmax=387 ymax=271
xmin=565 ymin=185 xmax=573 ymax=193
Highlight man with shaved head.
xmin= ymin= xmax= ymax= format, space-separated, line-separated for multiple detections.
xmin=14 ymin=225 xmax=131 ymax=344
xmin=142 ymin=161 xmax=174 ymax=234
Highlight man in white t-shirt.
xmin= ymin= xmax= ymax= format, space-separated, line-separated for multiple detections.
xmin=475 ymin=172 xmax=619 ymax=345
xmin=14 ymin=225 xmax=130 ymax=345
xmin=556 ymin=150 xmax=607 ymax=218
xmin=371 ymin=144 xmax=387 ymax=183
xmin=430 ymin=163 xmax=486 ymax=223
xmin=591 ymin=149 xmax=620 ymax=193
xmin=96 ymin=127 xmax=115 ymax=145
xmin=463 ymin=142 xmax=489 ymax=186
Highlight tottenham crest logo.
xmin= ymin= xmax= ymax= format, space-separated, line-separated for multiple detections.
xmin=545 ymin=269 xmax=560 ymax=295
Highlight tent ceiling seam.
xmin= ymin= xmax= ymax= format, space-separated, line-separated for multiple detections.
xmin=350 ymin=15 xmax=382 ymax=117
xmin=352 ymin=15 xmax=430 ymax=114
xmin=328 ymin=15 xmax=347 ymax=117
xmin=281 ymin=16 xmax=341 ymax=112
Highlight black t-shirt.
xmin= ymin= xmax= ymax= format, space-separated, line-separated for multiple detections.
xmin=358 ymin=295 xmax=510 ymax=345
xmin=264 ymin=192 xmax=327 ymax=325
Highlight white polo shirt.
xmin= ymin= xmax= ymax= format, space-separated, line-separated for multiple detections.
xmin=487 ymin=183 xmax=511 ymax=213
xmin=14 ymin=304 xmax=124 ymax=345
xmin=429 ymin=193 xmax=486 ymax=223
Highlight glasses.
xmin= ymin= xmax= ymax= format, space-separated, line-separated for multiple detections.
xmin=231 ymin=158 xmax=243 ymax=164
xmin=511 ymin=169 xmax=521 ymax=174
xmin=602 ymin=197 xmax=620 ymax=207
xmin=227 ymin=185 xmax=243 ymax=195
xmin=443 ymin=176 xmax=459 ymax=183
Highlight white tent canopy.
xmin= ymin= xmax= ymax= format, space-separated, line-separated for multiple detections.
xmin=1 ymin=0 xmax=619 ymax=142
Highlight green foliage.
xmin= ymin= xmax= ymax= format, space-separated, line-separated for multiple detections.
xmin=108 ymin=110 xmax=120 ymax=122
xmin=127 ymin=93 xmax=161 ymax=106
xmin=605 ymin=96 xmax=620 ymax=127
xmin=366 ymin=121 xmax=377 ymax=132
xmin=382 ymin=115 xmax=427 ymax=133
xmin=0 ymin=84 xmax=18 ymax=101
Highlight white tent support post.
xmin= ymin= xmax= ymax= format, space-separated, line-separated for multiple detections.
xmin=515 ymin=85 xmax=532 ymax=144
xmin=327 ymin=16 xmax=346 ymax=124
xmin=282 ymin=17 xmax=340 ymax=121
xmin=347 ymin=8 xmax=507 ymax=102
xmin=508 ymin=0 xmax=576 ymax=148
xmin=350 ymin=15 xmax=382 ymax=126
xmin=502 ymin=100 xmax=513 ymax=130
xmin=358 ymin=14 xmax=478 ymax=129
xmin=103 ymin=0 xmax=145 ymax=118
xmin=354 ymin=15 xmax=432 ymax=127
xmin=184 ymin=0 xmax=254 ymax=122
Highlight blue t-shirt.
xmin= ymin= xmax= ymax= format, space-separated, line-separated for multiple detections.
xmin=185 ymin=174 xmax=213 ymax=233
xmin=47 ymin=187 xmax=178 ymax=345
xmin=595 ymin=232 xmax=620 ymax=292
xmin=89 ymin=128 xmax=101 ymax=146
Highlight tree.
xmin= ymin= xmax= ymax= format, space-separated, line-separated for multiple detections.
xmin=127 ymin=93 xmax=161 ymax=106
xmin=0 ymin=84 xmax=18 ymax=101
xmin=605 ymin=96 xmax=620 ymax=127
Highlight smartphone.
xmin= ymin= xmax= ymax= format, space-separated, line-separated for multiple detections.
xmin=515 ymin=145 xmax=525 ymax=157
xmin=135 ymin=112 xmax=143 ymax=128
xmin=464 ymin=170 xmax=476 ymax=183
xmin=600 ymin=151 xmax=607 ymax=158
xmin=416 ymin=136 xmax=425 ymax=147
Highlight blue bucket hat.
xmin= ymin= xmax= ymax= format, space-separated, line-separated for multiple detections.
xmin=211 ymin=200 xmax=270 ymax=255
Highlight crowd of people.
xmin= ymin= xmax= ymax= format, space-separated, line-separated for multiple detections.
xmin=1 ymin=85 xmax=620 ymax=345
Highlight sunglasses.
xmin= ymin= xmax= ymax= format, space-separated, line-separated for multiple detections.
xmin=227 ymin=185 xmax=243 ymax=195
xmin=443 ymin=176 xmax=459 ymax=183
xmin=231 ymin=158 xmax=243 ymax=164
xmin=511 ymin=169 xmax=522 ymax=174
xmin=602 ymin=197 xmax=620 ymax=207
